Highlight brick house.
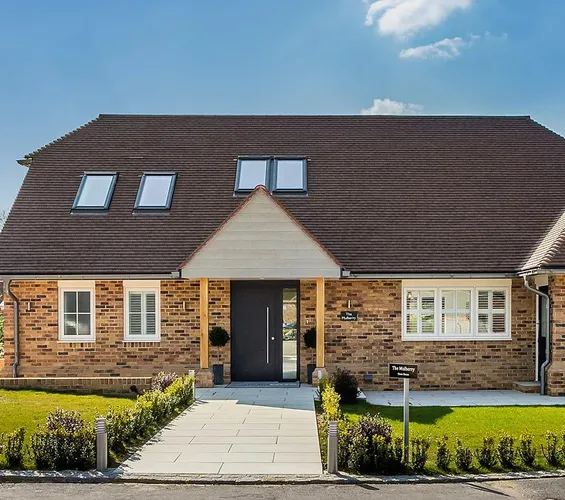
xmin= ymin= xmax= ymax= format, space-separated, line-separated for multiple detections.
xmin=1 ymin=114 xmax=564 ymax=395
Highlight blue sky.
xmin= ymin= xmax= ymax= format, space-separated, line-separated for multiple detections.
xmin=1 ymin=0 xmax=565 ymax=213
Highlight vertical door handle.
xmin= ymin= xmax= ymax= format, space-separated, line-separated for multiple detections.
xmin=266 ymin=306 xmax=270 ymax=364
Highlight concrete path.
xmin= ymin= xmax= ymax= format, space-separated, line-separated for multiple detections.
xmin=365 ymin=389 xmax=565 ymax=407
xmin=120 ymin=386 xmax=321 ymax=475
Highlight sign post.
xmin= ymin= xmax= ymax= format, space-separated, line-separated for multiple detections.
xmin=389 ymin=363 xmax=418 ymax=465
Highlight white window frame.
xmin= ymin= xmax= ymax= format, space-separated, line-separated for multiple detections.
xmin=58 ymin=280 xmax=96 ymax=342
xmin=402 ymin=279 xmax=511 ymax=341
xmin=123 ymin=280 xmax=161 ymax=342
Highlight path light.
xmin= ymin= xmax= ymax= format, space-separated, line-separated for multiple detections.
xmin=327 ymin=420 xmax=338 ymax=474
xmin=96 ymin=417 xmax=108 ymax=472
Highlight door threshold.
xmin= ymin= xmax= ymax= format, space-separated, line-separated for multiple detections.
xmin=227 ymin=381 xmax=301 ymax=388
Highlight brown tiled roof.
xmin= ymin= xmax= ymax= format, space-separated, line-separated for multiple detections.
xmin=2 ymin=114 xmax=565 ymax=276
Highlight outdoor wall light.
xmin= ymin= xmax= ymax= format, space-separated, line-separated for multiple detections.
xmin=363 ymin=374 xmax=373 ymax=383
xmin=26 ymin=301 xmax=32 ymax=312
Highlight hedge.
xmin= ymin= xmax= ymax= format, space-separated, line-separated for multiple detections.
xmin=0 ymin=372 xmax=195 ymax=470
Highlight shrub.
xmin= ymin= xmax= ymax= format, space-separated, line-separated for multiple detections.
xmin=475 ymin=436 xmax=498 ymax=469
xmin=410 ymin=436 xmax=430 ymax=473
xmin=1 ymin=427 xmax=25 ymax=467
xmin=321 ymin=384 xmax=341 ymax=422
xmin=331 ymin=368 xmax=359 ymax=404
xmin=455 ymin=438 xmax=473 ymax=471
xmin=542 ymin=431 xmax=561 ymax=467
xmin=151 ymin=372 xmax=178 ymax=392
xmin=30 ymin=409 xmax=95 ymax=470
xmin=303 ymin=327 xmax=316 ymax=350
xmin=497 ymin=433 xmax=516 ymax=469
xmin=346 ymin=430 xmax=371 ymax=473
xmin=435 ymin=435 xmax=451 ymax=471
xmin=373 ymin=435 xmax=404 ymax=474
xmin=106 ymin=406 xmax=136 ymax=453
xmin=518 ymin=432 xmax=537 ymax=468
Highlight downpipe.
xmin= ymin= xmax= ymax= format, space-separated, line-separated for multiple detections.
xmin=4 ymin=279 xmax=20 ymax=377
xmin=523 ymin=276 xmax=550 ymax=395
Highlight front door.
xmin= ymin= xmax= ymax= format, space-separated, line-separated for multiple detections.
xmin=231 ymin=281 xmax=299 ymax=382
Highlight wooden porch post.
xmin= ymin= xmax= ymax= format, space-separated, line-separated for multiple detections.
xmin=316 ymin=277 xmax=325 ymax=368
xmin=200 ymin=277 xmax=209 ymax=369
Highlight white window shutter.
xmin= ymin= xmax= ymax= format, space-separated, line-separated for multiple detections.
xmin=145 ymin=292 xmax=157 ymax=337
xmin=129 ymin=292 xmax=143 ymax=336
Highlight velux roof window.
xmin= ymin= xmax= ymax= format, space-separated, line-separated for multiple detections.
xmin=234 ymin=157 xmax=307 ymax=194
xmin=73 ymin=173 xmax=118 ymax=210
xmin=135 ymin=172 xmax=177 ymax=210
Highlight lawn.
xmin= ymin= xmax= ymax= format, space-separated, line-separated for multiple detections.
xmin=0 ymin=388 xmax=135 ymax=468
xmin=342 ymin=401 xmax=565 ymax=450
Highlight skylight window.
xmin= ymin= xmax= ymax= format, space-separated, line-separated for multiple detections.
xmin=135 ymin=173 xmax=177 ymax=210
xmin=73 ymin=173 xmax=118 ymax=210
xmin=274 ymin=159 xmax=307 ymax=192
xmin=234 ymin=157 xmax=307 ymax=195
xmin=235 ymin=159 xmax=268 ymax=191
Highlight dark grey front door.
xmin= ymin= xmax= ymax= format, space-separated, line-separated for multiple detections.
xmin=231 ymin=281 xmax=299 ymax=382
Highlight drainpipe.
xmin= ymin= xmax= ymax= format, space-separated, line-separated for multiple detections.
xmin=4 ymin=279 xmax=20 ymax=377
xmin=523 ymin=276 xmax=550 ymax=395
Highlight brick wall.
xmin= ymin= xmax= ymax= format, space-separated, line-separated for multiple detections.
xmin=322 ymin=278 xmax=536 ymax=390
xmin=548 ymin=275 xmax=565 ymax=396
xmin=1 ymin=278 xmax=537 ymax=390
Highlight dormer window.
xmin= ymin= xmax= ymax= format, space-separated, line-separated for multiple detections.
xmin=73 ymin=173 xmax=118 ymax=210
xmin=234 ymin=157 xmax=307 ymax=195
xmin=135 ymin=172 xmax=177 ymax=210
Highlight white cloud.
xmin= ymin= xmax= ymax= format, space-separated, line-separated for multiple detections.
xmin=364 ymin=0 xmax=474 ymax=37
xmin=360 ymin=98 xmax=423 ymax=115
xmin=399 ymin=36 xmax=467 ymax=59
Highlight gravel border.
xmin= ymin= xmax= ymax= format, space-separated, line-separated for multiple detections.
xmin=1 ymin=468 xmax=565 ymax=485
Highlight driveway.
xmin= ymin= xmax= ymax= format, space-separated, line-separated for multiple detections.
xmin=119 ymin=386 xmax=322 ymax=475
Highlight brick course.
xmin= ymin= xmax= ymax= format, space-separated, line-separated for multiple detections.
xmin=548 ymin=275 xmax=565 ymax=396
xmin=1 ymin=278 xmax=538 ymax=391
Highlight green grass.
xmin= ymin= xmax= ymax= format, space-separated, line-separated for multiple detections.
xmin=342 ymin=402 xmax=565 ymax=449
xmin=0 ymin=388 xmax=135 ymax=469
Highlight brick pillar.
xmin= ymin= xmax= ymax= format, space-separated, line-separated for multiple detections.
xmin=548 ymin=275 xmax=565 ymax=396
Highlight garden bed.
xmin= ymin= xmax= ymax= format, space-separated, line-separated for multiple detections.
xmin=316 ymin=381 xmax=565 ymax=475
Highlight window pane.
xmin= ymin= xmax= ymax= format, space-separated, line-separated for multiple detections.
xmin=275 ymin=160 xmax=305 ymax=190
xmin=77 ymin=314 xmax=91 ymax=335
xmin=64 ymin=314 xmax=77 ymax=335
xmin=129 ymin=292 xmax=142 ymax=313
xmin=406 ymin=313 xmax=418 ymax=333
xmin=237 ymin=160 xmax=267 ymax=190
xmin=406 ymin=291 xmax=418 ymax=310
xmin=145 ymin=292 xmax=156 ymax=314
xmin=64 ymin=291 xmax=77 ymax=314
xmin=129 ymin=313 xmax=142 ymax=336
xmin=76 ymin=175 xmax=114 ymax=208
xmin=138 ymin=175 xmax=175 ymax=208
xmin=457 ymin=290 xmax=471 ymax=310
xmin=456 ymin=313 xmax=471 ymax=334
xmin=441 ymin=291 xmax=455 ymax=310
xmin=421 ymin=291 xmax=434 ymax=310
xmin=145 ymin=313 xmax=156 ymax=336
xmin=421 ymin=313 xmax=435 ymax=333
xmin=442 ymin=312 xmax=455 ymax=334
xmin=77 ymin=291 xmax=90 ymax=313
xmin=493 ymin=313 xmax=506 ymax=333
xmin=478 ymin=313 xmax=489 ymax=333
xmin=478 ymin=290 xmax=490 ymax=310
xmin=492 ymin=291 xmax=506 ymax=310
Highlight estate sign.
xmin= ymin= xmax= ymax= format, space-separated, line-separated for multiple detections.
xmin=389 ymin=363 xmax=418 ymax=379
xmin=339 ymin=311 xmax=358 ymax=321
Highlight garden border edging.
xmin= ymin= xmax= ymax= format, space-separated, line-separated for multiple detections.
xmin=1 ymin=468 xmax=565 ymax=485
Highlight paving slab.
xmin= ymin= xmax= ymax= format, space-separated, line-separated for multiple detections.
xmin=119 ymin=386 xmax=321 ymax=476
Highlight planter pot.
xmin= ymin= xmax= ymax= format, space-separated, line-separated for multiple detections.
xmin=307 ymin=364 xmax=316 ymax=385
xmin=212 ymin=364 xmax=224 ymax=385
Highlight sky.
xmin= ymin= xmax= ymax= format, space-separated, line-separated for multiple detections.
xmin=1 ymin=0 xmax=565 ymax=214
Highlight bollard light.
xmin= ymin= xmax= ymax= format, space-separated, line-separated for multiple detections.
xmin=327 ymin=420 xmax=338 ymax=474
xmin=96 ymin=417 xmax=108 ymax=472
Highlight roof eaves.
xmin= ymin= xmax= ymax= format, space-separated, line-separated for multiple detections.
xmin=521 ymin=209 xmax=565 ymax=271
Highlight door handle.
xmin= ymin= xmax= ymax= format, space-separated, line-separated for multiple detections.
xmin=266 ymin=306 xmax=270 ymax=364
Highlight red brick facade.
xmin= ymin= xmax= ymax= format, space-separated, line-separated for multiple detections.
xmin=549 ymin=275 xmax=565 ymax=396
xmin=0 ymin=277 xmax=551 ymax=392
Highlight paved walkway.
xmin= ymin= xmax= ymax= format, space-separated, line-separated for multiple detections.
xmin=120 ymin=386 xmax=321 ymax=475
xmin=365 ymin=389 xmax=565 ymax=407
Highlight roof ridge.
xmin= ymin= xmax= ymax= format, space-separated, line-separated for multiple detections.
xmin=98 ymin=113 xmax=532 ymax=119
xmin=25 ymin=115 xmax=102 ymax=160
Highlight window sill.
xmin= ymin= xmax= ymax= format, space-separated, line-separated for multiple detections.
xmin=402 ymin=335 xmax=512 ymax=342
xmin=58 ymin=339 xmax=96 ymax=343
xmin=123 ymin=338 xmax=161 ymax=343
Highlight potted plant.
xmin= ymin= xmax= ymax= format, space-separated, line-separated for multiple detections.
xmin=209 ymin=326 xmax=230 ymax=385
xmin=303 ymin=327 xmax=316 ymax=384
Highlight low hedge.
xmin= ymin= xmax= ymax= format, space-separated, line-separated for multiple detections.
xmin=317 ymin=381 xmax=565 ymax=474
xmin=0 ymin=372 xmax=195 ymax=470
